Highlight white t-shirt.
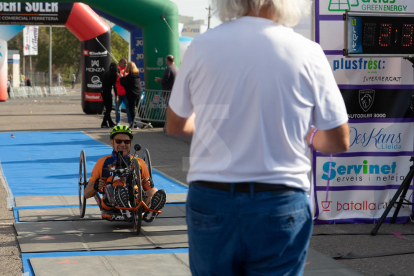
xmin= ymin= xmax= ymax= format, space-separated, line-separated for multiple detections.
xmin=169 ymin=16 xmax=348 ymax=191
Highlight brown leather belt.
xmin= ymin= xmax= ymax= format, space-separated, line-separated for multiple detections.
xmin=192 ymin=181 xmax=294 ymax=193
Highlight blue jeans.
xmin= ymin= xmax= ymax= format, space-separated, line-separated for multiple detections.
xmin=115 ymin=95 xmax=131 ymax=124
xmin=186 ymin=183 xmax=313 ymax=276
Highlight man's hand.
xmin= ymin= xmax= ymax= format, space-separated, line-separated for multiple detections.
xmin=116 ymin=96 xmax=119 ymax=103
xmin=154 ymin=77 xmax=161 ymax=83
xmin=93 ymin=178 xmax=106 ymax=192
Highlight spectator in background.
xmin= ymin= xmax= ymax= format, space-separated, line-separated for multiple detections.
xmin=120 ymin=62 xmax=142 ymax=129
xmin=101 ymin=62 xmax=118 ymax=128
xmin=155 ymin=55 xmax=178 ymax=132
xmin=72 ymin=74 xmax=76 ymax=89
xmin=26 ymin=77 xmax=31 ymax=87
xmin=115 ymin=58 xmax=131 ymax=126
xmin=166 ymin=0 xmax=350 ymax=275
xmin=155 ymin=55 xmax=178 ymax=92
xmin=7 ymin=77 xmax=11 ymax=99
xmin=58 ymin=74 xmax=62 ymax=87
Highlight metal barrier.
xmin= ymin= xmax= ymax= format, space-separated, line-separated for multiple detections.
xmin=11 ymin=87 xmax=28 ymax=98
xmin=133 ymin=89 xmax=171 ymax=128
xmin=26 ymin=87 xmax=44 ymax=97
xmin=7 ymin=86 xmax=68 ymax=100
xmin=44 ymin=87 xmax=68 ymax=96
xmin=8 ymin=87 xmax=14 ymax=99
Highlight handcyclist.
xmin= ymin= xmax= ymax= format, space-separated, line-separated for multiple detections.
xmin=85 ymin=125 xmax=167 ymax=222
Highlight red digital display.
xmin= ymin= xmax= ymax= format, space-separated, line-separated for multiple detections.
xmin=402 ymin=24 xmax=414 ymax=47
xmin=379 ymin=24 xmax=392 ymax=47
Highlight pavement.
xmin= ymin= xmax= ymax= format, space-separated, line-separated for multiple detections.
xmin=1 ymin=90 xmax=414 ymax=276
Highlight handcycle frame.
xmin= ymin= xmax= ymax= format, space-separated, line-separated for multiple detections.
xmin=78 ymin=145 xmax=161 ymax=235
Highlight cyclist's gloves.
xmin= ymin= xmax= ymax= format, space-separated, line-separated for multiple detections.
xmin=94 ymin=179 xmax=100 ymax=192
xmin=142 ymin=177 xmax=154 ymax=191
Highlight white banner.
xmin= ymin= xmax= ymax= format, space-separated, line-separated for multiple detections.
xmin=328 ymin=55 xmax=414 ymax=85
xmin=0 ymin=39 xmax=7 ymax=100
xmin=23 ymin=26 xmax=38 ymax=56
xmin=315 ymin=189 xmax=413 ymax=221
xmin=315 ymin=155 xmax=411 ymax=187
xmin=319 ymin=0 xmax=414 ymax=16
xmin=348 ymin=122 xmax=414 ymax=153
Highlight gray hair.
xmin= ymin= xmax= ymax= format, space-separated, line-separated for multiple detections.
xmin=212 ymin=0 xmax=311 ymax=27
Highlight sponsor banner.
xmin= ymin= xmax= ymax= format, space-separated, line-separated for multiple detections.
xmin=131 ymin=28 xmax=145 ymax=88
xmin=0 ymin=3 xmax=73 ymax=25
xmin=320 ymin=0 xmax=414 ymax=16
xmin=347 ymin=122 xmax=414 ymax=152
xmin=84 ymin=92 xmax=102 ymax=102
xmin=315 ymin=189 xmax=413 ymax=222
xmin=341 ymin=89 xmax=414 ymax=119
xmin=23 ymin=26 xmax=38 ymax=56
xmin=328 ymin=55 xmax=414 ymax=85
xmin=315 ymin=155 xmax=412 ymax=187
xmin=85 ymin=59 xmax=105 ymax=73
xmin=82 ymin=32 xmax=110 ymax=95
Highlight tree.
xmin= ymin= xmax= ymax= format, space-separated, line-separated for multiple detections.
xmin=7 ymin=27 xmax=130 ymax=83
xmin=110 ymin=29 xmax=129 ymax=64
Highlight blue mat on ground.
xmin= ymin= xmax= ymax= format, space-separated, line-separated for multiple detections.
xmin=0 ymin=132 xmax=188 ymax=198
xmin=22 ymin=248 xmax=189 ymax=276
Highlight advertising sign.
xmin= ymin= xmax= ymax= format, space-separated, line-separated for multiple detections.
xmin=328 ymin=55 xmax=414 ymax=85
xmin=314 ymin=0 xmax=414 ymax=224
xmin=0 ymin=2 xmax=73 ymax=25
xmin=347 ymin=16 xmax=363 ymax=54
xmin=342 ymin=89 xmax=414 ymax=119
xmin=81 ymin=32 xmax=111 ymax=104
xmin=321 ymin=0 xmax=414 ymax=16
xmin=315 ymin=155 xmax=412 ymax=187
xmin=23 ymin=26 xmax=38 ymax=56
xmin=347 ymin=122 xmax=414 ymax=152
xmin=131 ymin=28 xmax=145 ymax=88
xmin=315 ymin=188 xmax=413 ymax=222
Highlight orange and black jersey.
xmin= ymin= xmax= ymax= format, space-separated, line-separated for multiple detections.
xmin=89 ymin=153 xmax=150 ymax=188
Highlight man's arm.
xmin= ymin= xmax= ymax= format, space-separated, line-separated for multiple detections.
xmin=161 ymin=68 xmax=171 ymax=84
xmin=306 ymin=123 xmax=350 ymax=154
xmin=166 ymin=107 xmax=195 ymax=138
xmin=85 ymin=178 xmax=106 ymax=198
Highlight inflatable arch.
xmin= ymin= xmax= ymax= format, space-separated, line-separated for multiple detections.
xmin=0 ymin=1 xmax=180 ymax=115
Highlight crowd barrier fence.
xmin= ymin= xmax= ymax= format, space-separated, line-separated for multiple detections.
xmin=133 ymin=89 xmax=171 ymax=129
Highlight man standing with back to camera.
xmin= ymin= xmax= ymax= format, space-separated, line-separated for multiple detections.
xmin=166 ymin=0 xmax=350 ymax=275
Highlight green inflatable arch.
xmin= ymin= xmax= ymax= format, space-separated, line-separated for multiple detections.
xmin=2 ymin=0 xmax=180 ymax=90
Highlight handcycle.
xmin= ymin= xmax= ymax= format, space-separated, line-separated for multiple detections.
xmin=78 ymin=144 xmax=161 ymax=235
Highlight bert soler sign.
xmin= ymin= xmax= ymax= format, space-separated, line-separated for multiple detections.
xmin=0 ymin=2 xmax=73 ymax=25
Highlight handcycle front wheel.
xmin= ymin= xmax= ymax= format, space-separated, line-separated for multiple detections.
xmin=130 ymin=158 xmax=143 ymax=235
xmin=78 ymin=150 xmax=87 ymax=218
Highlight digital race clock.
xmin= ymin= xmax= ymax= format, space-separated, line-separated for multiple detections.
xmin=344 ymin=10 xmax=414 ymax=57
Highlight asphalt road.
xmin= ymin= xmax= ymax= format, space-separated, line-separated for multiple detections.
xmin=0 ymin=90 xmax=191 ymax=275
xmin=1 ymin=90 xmax=414 ymax=276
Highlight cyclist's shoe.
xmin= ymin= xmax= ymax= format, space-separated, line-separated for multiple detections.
xmin=143 ymin=189 xmax=166 ymax=222
xmin=114 ymin=186 xmax=133 ymax=222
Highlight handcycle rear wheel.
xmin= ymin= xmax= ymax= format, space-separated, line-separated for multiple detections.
xmin=78 ymin=150 xmax=87 ymax=218
xmin=142 ymin=148 xmax=153 ymax=179
xmin=130 ymin=158 xmax=143 ymax=235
